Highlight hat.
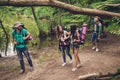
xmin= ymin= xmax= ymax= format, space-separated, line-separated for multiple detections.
xmin=14 ymin=21 xmax=23 ymax=28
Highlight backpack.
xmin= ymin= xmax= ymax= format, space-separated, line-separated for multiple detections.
xmin=59 ymin=30 xmax=71 ymax=47
xmin=78 ymin=23 xmax=87 ymax=45
xmin=22 ymin=29 xmax=33 ymax=44
xmin=13 ymin=28 xmax=33 ymax=45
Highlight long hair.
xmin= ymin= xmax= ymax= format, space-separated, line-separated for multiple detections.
xmin=70 ymin=24 xmax=77 ymax=39
xmin=56 ymin=25 xmax=63 ymax=38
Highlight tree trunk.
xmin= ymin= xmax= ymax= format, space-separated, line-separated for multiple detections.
xmin=0 ymin=0 xmax=120 ymax=17
xmin=31 ymin=6 xmax=41 ymax=48
xmin=0 ymin=54 xmax=2 ymax=58
xmin=0 ymin=20 xmax=9 ymax=56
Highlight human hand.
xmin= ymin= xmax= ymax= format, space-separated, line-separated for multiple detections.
xmin=23 ymin=37 xmax=27 ymax=40
xmin=98 ymin=35 xmax=101 ymax=40
xmin=72 ymin=39 xmax=76 ymax=42
xmin=13 ymin=41 xmax=18 ymax=45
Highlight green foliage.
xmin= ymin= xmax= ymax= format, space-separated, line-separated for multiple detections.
xmin=106 ymin=22 xmax=120 ymax=35
xmin=0 ymin=29 xmax=5 ymax=50
xmin=0 ymin=0 xmax=119 ymax=50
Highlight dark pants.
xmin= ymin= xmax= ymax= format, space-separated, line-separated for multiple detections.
xmin=16 ymin=46 xmax=33 ymax=71
xmin=60 ymin=45 xmax=72 ymax=63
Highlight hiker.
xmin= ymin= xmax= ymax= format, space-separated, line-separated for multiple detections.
xmin=56 ymin=25 xmax=72 ymax=67
xmin=11 ymin=22 xmax=33 ymax=74
xmin=91 ymin=16 xmax=102 ymax=52
xmin=70 ymin=24 xmax=82 ymax=72
xmin=98 ymin=16 xmax=106 ymax=39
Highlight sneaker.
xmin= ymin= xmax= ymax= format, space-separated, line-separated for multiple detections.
xmin=69 ymin=60 xmax=73 ymax=64
xmin=29 ymin=67 xmax=33 ymax=71
xmin=92 ymin=46 xmax=96 ymax=50
xmin=72 ymin=67 xmax=77 ymax=72
xmin=96 ymin=48 xmax=99 ymax=52
xmin=19 ymin=69 xmax=25 ymax=74
xmin=77 ymin=64 xmax=82 ymax=68
xmin=62 ymin=63 xmax=66 ymax=67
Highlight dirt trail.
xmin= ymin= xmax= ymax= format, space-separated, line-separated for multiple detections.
xmin=1 ymin=32 xmax=120 ymax=80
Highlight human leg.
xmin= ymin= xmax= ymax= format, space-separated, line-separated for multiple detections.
xmin=91 ymin=32 xmax=96 ymax=49
xmin=76 ymin=48 xmax=80 ymax=64
xmin=95 ymin=34 xmax=99 ymax=52
xmin=65 ymin=45 xmax=72 ymax=62
xmin=74 ymin=48 xmax=81 ymax=66
xmin=16 ymin=48 xmax=25 ymax=73
xmin=72 ymin=46 xmax=82 ymax=71
xmin=72 ymin=47 xmax=78 ymax=71
xmin=22 ymin=47 xmax=33 ymax=67
xmin=75 ymin=48 xmax=82 ymax=68
xmin=60 ymin=46 xmax=66 ymax=66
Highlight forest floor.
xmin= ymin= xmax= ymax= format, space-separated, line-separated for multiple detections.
xmin=1 ymin=32 xmax=120 ymax=80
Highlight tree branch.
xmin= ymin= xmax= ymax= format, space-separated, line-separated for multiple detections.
xmin=0 ymin=0 xmax=120 ymax=17
xmin=97 ymin=4 xmax=120 ymax=9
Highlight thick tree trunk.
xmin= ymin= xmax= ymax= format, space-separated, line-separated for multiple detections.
xmin=0 ymin=0 xmax=120 ymax=17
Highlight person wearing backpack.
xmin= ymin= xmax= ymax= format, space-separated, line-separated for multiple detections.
xmin=91 ymin=16 xmax=102 ymax=52
xmin=11 ymin=22 xmax=33 ymax=74
xmin=56 ymin=25 xmax=73 ymax=67
xmin=70 ymin=24 xmax=82 ymax=72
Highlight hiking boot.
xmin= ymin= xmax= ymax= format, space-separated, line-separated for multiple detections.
xmin=72 ymin=67 xmax=77 ymax=72
xmin=77 ymin=64 xmax=82 ymax=68
xmin=92 ymin=46 xmax=96 ymax=50
xmin=19 ymin=69 xmax=25 ymax=74
xmin=62 ymin=63 xmax=66 ymax=67
xmin=96 ymin=48 xmax=99 ymax=52
xmin=69 ymin=60 xmax=73 ymax=64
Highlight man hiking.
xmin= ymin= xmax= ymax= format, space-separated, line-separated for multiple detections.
xmin=11 ymin=22 xmax=33 ymax=74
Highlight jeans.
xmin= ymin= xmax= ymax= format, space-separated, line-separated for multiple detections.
xmin=91 ymin=32 xmax=99 ymax=42
xmin=60 ymin=45 xmax=72 ymax=63
xmin=16 ymin=46 xmax=33 ymax=71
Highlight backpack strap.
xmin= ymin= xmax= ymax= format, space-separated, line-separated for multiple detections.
xmin=21 ymin=29 xmax=28 ymax=45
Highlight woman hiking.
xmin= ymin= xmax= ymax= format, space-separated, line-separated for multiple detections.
xmin=56 ymin=25 xmax=73 ymax=67
xmin=70 ymin=24 xmax=82 ymax=72
xmin=91 ymin=16 xmax=102 ymax=52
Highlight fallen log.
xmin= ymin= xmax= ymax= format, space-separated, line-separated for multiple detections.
xmin=78 ymin=73 xmax=99 ymax=80
xmin=78 ymin=71 xmax=120 ymax=80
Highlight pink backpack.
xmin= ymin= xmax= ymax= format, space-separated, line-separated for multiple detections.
xmin=79 ymin=23 xmax=88 ymax=44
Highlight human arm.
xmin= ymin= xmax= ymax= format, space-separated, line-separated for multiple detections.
xmin=72 ymin=30 xmax=80 ymax=43
xmin=63 ymin=30 xmax=70 ymax=41
xmin=11 ymin=32 xmax=18 ymax=45
xmin=98 ymin=23 xmax=102 ymax=39
xmin=23 ymin=29 xmax=31 ymax=40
